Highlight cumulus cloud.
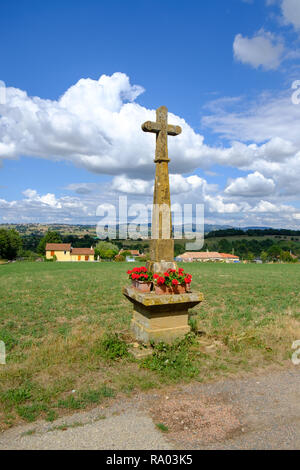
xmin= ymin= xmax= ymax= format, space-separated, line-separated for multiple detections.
xmin=233 ymin=30 xmax=284 ymax=69
xmin=225 ymin=172 xmax=276 ymax=197
xmin=0 ymin=72 xmax=226 ymax=179
xmin=250 ymin=199 xmax=294 ymax=213
xmin=202 ymin=90 xmax=300 ymax=198
xmin=281 ymin=0 xmax=300 ymax=30
xmin=0 ymin=190 xmax=90 ymax=223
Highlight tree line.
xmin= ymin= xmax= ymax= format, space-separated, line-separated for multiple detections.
xmin=1 ymin=227 xmax=299 ymax=263
xmin=206 ymin=228 xmax=300 ymax=239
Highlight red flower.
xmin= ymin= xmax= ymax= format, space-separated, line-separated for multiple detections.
xmin=144 ymin=274 xmax=148 ymax=279
xmin=172 ymin=279 xmax=179 ymax=286
xmin=153 ymin=274 xmax=159 ymax=279
xmin=127 ymin=270 xmax=132 ymax=274
xmin=164 ymin=272 xmax=170 ymax=277
xmin=184 ymin=277 xmax=190 ymax=284
xmin=157 ymin=276 xmax=165 ymax=285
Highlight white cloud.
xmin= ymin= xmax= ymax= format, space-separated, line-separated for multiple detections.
xmin=202 ymin=90 xmax=300 ymax=198
xmin=233 ymin=30 xmax=284 ymax=69
xmin=0 ymin=72 xmax=224 ymax=179
xmin=225 ymin=171 xmax=276 ymax=197
xmin=23 ymin=188 xmax=62 ymax=208
xmin=281 ymin=0 xmax=300 ymax=30
xmin=250 ymin=199 xmax=294 ymax=213
xmin=111 ymin=175 xmax=152 ymax=195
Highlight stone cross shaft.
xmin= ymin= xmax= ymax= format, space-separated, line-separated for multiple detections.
xmin=142 ymin=106 xmax=182 ymax=272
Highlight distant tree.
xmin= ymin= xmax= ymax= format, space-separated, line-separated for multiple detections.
xmin=120 ymin=250 xmax=132 ymax=257
xmin=260 ymin=251 xmax=269 ymax=263
xmin=280 ymin=251 xmax=295 ymax=263
xmin=37 ymin=231 xmax=62 ymax=255
xmin=247 ymin=252 xmax=255 ymax=262
xmin=218 ymin=238 xmax=232 ymax=253
xmin=0 ymin=228 xmax=22 ymax=260
xmin=267 ymin=245 xmax=282 ymax=261
xmin=95 ymin=241 xmax=119 ymax=259
xmin=174 ymin=243 xmax=186 ymax=257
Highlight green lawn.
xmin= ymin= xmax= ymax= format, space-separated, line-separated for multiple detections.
xmin=0 ymin=261 xmax=299 ymax=428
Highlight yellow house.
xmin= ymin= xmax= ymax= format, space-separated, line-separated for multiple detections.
xmin=70 ymin=247 xmax=95 ymax=262
xmin=45 ymin=243 xmax=94 ymax=261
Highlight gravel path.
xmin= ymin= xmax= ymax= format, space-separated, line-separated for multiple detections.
xmin=0 ymin=367 xmax=299 ymax=450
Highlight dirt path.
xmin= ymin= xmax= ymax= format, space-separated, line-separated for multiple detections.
xmin=0 ymin=367 xmax=299 ymax=450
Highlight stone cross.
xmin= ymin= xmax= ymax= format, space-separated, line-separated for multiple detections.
xmin=142 ymin=106 xmax=182 ymax=273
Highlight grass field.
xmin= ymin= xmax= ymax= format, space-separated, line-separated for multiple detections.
xmin=0 ymin=261 xmax=299 ymax=429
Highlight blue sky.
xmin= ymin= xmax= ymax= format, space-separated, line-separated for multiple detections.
xmin=1 ymin=0 xmax=300 ymax=228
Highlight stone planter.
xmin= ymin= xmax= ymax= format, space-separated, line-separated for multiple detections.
xmin=132 ymin=280 xmax=152 ymax=293
xmin=154 ymin=284 xmax=187 ymax=295
xmin=123 ymin=286 xmax=204 ymax=343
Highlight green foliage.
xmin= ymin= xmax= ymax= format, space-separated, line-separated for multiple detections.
xmin=267 ymin=245 xmax=282 ymax=261
xmin=120 ymin=250 xmax=132 ymax=257
xmin=37 ymin=231 xmax=62 ymax=255
xmin=94 ymin=333 xmax=129 ymax=360
xmin=95 ymin=241 xmax=119 ymax=260
xmin=280 ymin=251 xmax=297 ymax=263
xmin=114 ymin=254 xmax=125 ymax=262
xmin=218 ymin=238 xmax=232 ymax=253
xmin=174 ymin=242 xmax=186 ymax=257
xmin=0 ymin=228 xmax=22 ymax=260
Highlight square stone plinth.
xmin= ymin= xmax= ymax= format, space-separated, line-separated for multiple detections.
xmin=123 ymin=286 xmax=204 ymax=343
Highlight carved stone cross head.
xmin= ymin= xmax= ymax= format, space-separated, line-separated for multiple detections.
xmin=142 ymin=106 xmax=181 ymax=162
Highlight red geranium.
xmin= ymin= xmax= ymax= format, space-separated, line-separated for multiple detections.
xmin=127 ymin=266 xmax=153 ymax=282
xmin=157 ymin=276 xmax=165 ymax=285
xmin=153 ymin=267 xmax=192 ymax=287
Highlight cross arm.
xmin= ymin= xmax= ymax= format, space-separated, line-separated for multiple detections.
xmin=141 ymin=121 xmax=161 ymax=133
xmin=167 ymin=124 xmax=182 ymax=136
xmin=142 ymin=121 xmax=182 ymax=136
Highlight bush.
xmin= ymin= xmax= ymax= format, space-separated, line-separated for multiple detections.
xmin=114 ymin=254 xmax=125 ymax=262
xmin=95 ymin=241 xmax=119 ymax=260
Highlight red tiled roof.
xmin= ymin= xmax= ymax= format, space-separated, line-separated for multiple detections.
xmin=179 ymin=251 xmax=239 ymax=260
xmin=219 ymin=253 xmax=239 ymax=259
xmin=120 ymin=249 xmax=140 ymax=255
xmin=46 ymin=243 xmax=71 ymax=251
xmin=71 ymin=248 xmax=94 ymax=255
xmin=180 ymin=252 xmax=222 ymax=259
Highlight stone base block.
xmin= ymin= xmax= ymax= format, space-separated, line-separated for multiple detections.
xmin=123 ymin=286 xmax=204 ymax=343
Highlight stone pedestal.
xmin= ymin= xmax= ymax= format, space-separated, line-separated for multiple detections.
xmin=123 ymin=286 xmax=204 ymax=343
